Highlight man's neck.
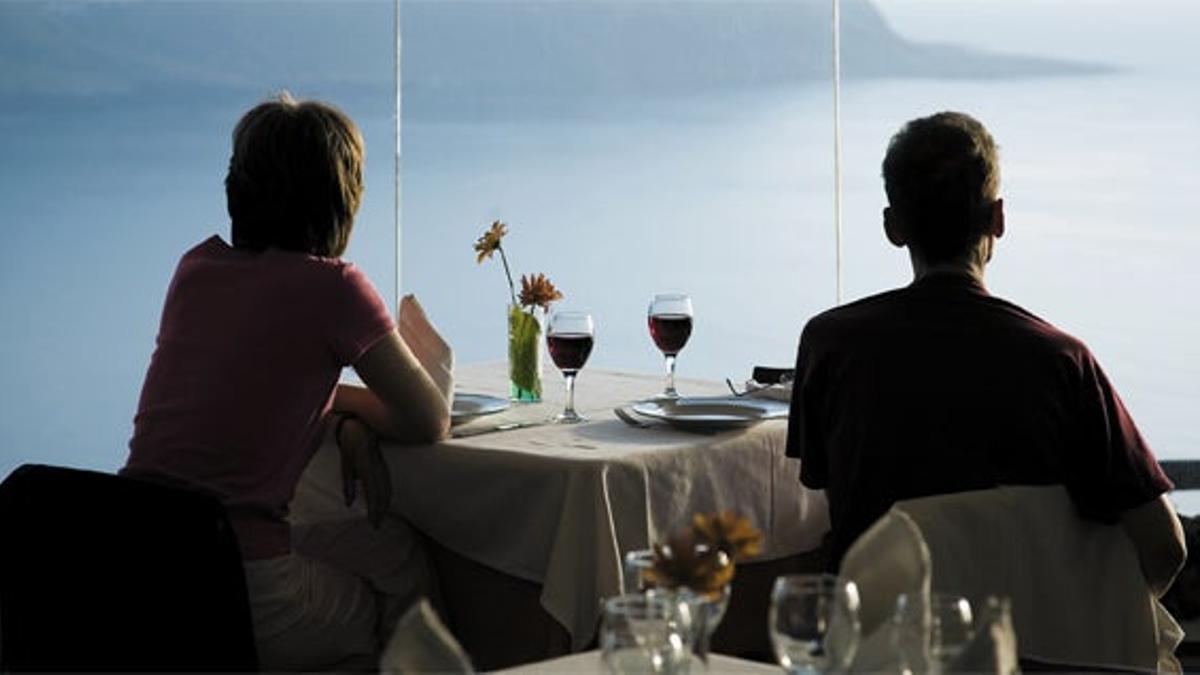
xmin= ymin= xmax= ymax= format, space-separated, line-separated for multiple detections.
xmin=908 ymin=236 xmax=993 ymax=286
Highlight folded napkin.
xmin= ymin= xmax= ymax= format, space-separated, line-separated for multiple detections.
xmin=380 ymin=598 xmax=474 ymax=674
xmin=745 ymin=379 xmax=793 ymax=402
xmin=399 ymin=294 xmax=454 ymax=408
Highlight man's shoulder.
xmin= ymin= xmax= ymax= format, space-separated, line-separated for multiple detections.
xmin=801 ymin=283 xmax=1092 ymax=359
xmin=985 ymin=293 xmax=1092 ymax=357
xmin=805 ymin=287 xmax=907 ymax=330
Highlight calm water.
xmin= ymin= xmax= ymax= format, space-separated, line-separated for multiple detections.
xmin=1 ymin=2 xmax=1197 ymax=512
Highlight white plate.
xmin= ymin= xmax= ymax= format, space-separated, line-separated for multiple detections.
xmin=630 ymin=396 xmax=788 ymax=431
xmin=451 ymin=393 xmax=511 ymax=425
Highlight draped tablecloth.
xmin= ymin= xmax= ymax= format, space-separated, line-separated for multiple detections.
xmin=295 ymin=363 xmax=828 ymax=651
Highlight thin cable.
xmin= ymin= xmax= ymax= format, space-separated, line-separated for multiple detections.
xmin=832 ymin=0 xmax=843 ymax=305
xmin=394 ymin=0 xmax=404 ymax=312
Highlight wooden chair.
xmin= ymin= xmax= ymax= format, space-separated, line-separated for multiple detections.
xmin=0 ymin=464 xmax=258 ymax=671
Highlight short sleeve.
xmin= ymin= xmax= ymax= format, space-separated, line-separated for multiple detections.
xmin=788 ymin=323 xmax=829 ymax=489
xmin=328 ymin=264 xmax=396 ymax=366
xmin=1063 ymin=351 xmax=1172 ymax=521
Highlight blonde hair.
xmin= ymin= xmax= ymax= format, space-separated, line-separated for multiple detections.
xmin=225 ymin=92 xmax=364 ymax=257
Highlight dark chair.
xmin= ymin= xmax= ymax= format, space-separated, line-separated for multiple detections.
xmin=0 ymin=464 xmax=258 ymax=672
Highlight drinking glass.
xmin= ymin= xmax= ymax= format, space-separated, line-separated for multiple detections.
xmin=892 ymin=592 xmax=974 ymax=674
xmin=769 ymin=574 xmax=861 ymax=675
xmin=601 ymin=594 xmax=690 ymax=674
xmin=647 ymin=293 xmax=693 ymax=399
xmin=547 ymin=311 xmax=595 ymax=423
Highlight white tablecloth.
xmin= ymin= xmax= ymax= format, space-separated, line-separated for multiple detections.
xmin=295 ymin=363 xmax=828 ymax=651
xmin=496 ymin=650 xmax=779 ymax=674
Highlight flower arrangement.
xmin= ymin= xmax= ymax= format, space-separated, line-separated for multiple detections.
xmin=475 ymin=220 xmax=563 ymax=401
xmin=645 ymin=510 xmax=764 ymax=598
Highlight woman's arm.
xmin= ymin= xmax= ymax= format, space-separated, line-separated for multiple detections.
xmin=333 ymin=330 xmax=451 ymax=443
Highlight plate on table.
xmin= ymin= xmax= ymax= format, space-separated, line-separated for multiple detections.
xmin=451 ymin=393 xmax=510 ymax=425
xmin=630 ymin=396 xmax=788 ymax=431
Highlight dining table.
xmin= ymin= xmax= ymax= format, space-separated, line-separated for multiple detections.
xmin=495 ymin=649 xmax=779 ymax=674
xmin=293 ymin=362 xmax=829 ymax=669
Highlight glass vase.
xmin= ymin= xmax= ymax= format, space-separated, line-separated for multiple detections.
xmin=678 ymin=585 xmax=730 ymax=669
xmin=508 ymin=304 xmax=544 ymax=402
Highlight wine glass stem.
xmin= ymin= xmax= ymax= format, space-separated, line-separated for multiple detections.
xmin=664 ymin=355 xmax=678 ymax=397
xmin=564 ymin=372 xmax=577 ymax=417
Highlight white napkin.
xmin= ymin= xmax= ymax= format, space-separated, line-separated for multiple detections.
xmin=399 ymin=294 xmax=455 ymax=408
xmin=380 ymin=597 xmax=474 ymax=674
xmin=746 ymin=379 xmax=793 ymax=402
xmin=839 ymin=509 xmax=931 ymax=671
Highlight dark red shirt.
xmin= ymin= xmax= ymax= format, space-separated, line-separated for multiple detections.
xmin=123 ymin=236 xmax=395 ymax=559
xmin=786 ymin=273 xmax=1172 ymax=568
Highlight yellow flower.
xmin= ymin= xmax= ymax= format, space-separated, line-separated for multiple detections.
xmin=692 ymin=510 xmax=764 ymax=561
xmin=474 ymin=220 xmax=508 ymax=263
xmin=519 ymin=273 xmax=563 ymax=312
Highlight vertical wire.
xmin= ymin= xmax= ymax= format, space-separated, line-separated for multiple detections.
xmin=832 ymin=0 xmax=843 ymax=305
xmin=394 ymin=0 xmax=403 ymax=311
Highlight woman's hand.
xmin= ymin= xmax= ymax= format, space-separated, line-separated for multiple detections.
xmin=335 ymin=414 xmax=393 ymax=529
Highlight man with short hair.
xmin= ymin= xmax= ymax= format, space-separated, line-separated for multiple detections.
xmin=786 ymin=111 xmax=1185 ymax=593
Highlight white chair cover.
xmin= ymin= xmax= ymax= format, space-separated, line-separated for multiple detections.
xmin=844 ymin=486 xmax=1181 ymax=672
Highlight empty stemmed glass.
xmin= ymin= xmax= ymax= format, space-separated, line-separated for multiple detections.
xmin=892 ymin=593 xmax=974 ymax=673
xmin=769 ymin=574 xmax=861 ymax=674
xmin=647 ymin=293 xmax=693 ymax=399
xmin=547 ymin=311 xmax=595 ymax=423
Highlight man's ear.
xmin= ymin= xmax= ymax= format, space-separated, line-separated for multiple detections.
xmin=988 ymin=198 xmax=1005 ymax=239
xmin=884 ymin=206 xmax=907 ymax=247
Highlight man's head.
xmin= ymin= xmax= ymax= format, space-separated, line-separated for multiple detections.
xmin=882 ymin=111 xmax=1002 ymax=266
xmin=225 ymin=93 xmax=364 ymax=258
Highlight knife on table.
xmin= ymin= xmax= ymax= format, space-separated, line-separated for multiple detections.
xmin=450 ymin=421 xmax=548 ymax=439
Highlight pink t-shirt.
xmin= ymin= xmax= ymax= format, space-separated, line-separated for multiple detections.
xmin=123 ymin=236 xmax=394 ymax=559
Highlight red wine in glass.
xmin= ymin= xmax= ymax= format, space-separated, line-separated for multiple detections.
xmin=547 ymin=311 xmax=595 ymax=423
xmin=648 ymin=314 xmax=693 ymax=356
xmin=547 ymin=333 xmax=595 ymax=373
xmin=647 ymin=294 xmax=693 ymax=398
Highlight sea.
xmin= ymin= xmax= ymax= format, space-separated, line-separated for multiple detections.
xmin=1 ymin=1 xmax=1197 ymax=512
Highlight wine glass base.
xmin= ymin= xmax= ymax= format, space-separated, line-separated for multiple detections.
xmin=552 ymin=410 xmax=587 ymax=424
xmin=650 ymin=391 xmax=681 ymax=401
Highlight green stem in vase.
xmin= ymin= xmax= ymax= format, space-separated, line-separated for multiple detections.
xmin=509 ymin=305 xmax=542 ymax=397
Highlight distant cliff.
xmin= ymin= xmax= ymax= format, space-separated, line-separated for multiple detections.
xmin=0 ymin=0 xmax=1109 ymax=103
xmin=403 ymin=0 xmax=1110 ymax=98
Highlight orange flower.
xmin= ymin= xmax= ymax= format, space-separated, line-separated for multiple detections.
xmin=518 ymin=273 xmax=563 ymax=312
xmin=644 ymin=529 xmax=733 ymax=597
xmin=692 ymin=510 xmax=764 ymax=561
xmin=473 ymin=220 xmax=508 ymax=263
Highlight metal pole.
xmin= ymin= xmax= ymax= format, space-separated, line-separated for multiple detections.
xmin=394 ymin=0 xmax=404 ymax=312
xmin=832 ymin=0 xmax=843 ymax=305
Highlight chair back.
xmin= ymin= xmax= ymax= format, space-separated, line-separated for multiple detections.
xmin=0 ymin=464 xmax=258 ymax=672
xmin=892 ymin=486 xmax=1178 ymax=672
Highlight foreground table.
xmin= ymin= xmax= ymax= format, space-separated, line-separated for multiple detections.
xmin=496 ymin=650 xmax=779 ymax=674
xmin=297 ymin=363 xmax=828 ymax=666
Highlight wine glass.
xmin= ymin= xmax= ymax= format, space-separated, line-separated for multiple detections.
xmin=647 ymin=293 xmax=693 ymax=399
xmin=769 ymin=574 xmax=861 ymax=675
xmin=547 ymin=311 xmax=595 ymax=423
xmin=601 ymin=594 xmax=689 ymax=674
xmin=892 ymin=593 xmax=973 ymax=673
